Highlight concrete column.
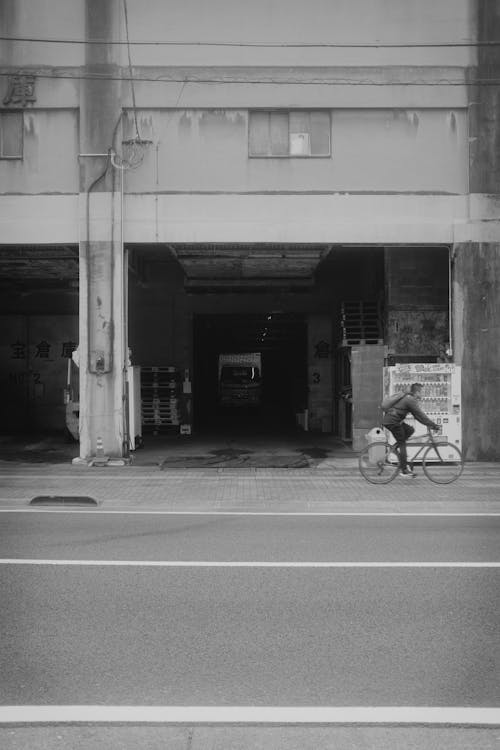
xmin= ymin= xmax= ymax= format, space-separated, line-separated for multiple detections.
xmin=452 ymin=243 xmax=500 ymax=460
xmin=468 ymin=3 xmax=500 ymax=194
xmin=351 ymin=345 xmax=386 ymax=452
xmin=77 ymin=0 xmax=126 ymax=461
xmin=307 ymin=315 xmax=333 ymax=433
xmin=453 ymin=3 xmax=500 ymax=460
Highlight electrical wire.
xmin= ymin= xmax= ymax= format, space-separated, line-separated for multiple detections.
xmin=121 ymin=0 xmax=140 ymax=140
xmin=0 ymin=71 xmax=497 ymax=86
xmin=1 ymin=35 xmax=500 ymax=48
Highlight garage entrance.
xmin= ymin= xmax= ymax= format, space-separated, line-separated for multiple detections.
xmin=128 ymin=243 xmax=388 ymax=446
xmin=193 ymin=313 xmax=307 ymax=433
xmin=0 ymin=245 xmax=79 ymax=436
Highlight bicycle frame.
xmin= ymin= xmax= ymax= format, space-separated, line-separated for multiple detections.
xmin=360 ymin=427 xmax=463 ymax=484
xmin=389 ymin=428 xmax=452 ymax=464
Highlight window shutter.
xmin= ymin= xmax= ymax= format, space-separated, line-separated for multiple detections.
xmin=269 ymin=112 xmax=288 ymax=156
xmin=310 ymin=111 xmax=330 ymax=156
xmin=1 ymin=112 xmax=23 ymax=158
xmin=249 ymin=111 xmax=270 ymax=156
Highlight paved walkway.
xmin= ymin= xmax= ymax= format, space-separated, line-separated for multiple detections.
xmin=1 ymin=458 xmax=499 ymax=513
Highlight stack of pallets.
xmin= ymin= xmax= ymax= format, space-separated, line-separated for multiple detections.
xmin=340 ymin=301 xmax=383 ymax=346
xmin=141 ymin=366 xmax=181 ymax=434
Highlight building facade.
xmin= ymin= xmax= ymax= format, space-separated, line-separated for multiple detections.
xmin=0 ymin=0 xmax=499 ymax=460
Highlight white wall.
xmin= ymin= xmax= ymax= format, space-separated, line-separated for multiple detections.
xmin=0 ymin=111 xmax=79 ymax=194
xmin=122 ymin=108 xmax=468 ymax=194
xmin=124 ymin=0 xmax=476 ymax=67
xmin=2 ymin=192 xmax=500 ymax=246
xmin=0 ymin=0 xmax=85 ymax=66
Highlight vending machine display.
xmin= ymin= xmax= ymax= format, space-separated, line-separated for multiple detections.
xmin=383 ymin=363 xmax=462 ymax=458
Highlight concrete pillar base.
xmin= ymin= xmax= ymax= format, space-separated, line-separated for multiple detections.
xmin=72 ymin=457 xmax=91 ymax=466
xmin=87 ymin=456 xmax=130 ymax=467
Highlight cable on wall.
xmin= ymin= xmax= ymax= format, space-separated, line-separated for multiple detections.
xmin=122 ymin=0 xmax=140 ymax=142
xmin=2 ymin=35 xmax=500 ymax=48
xmin=0 ymin=71 xmax=497 ymax=87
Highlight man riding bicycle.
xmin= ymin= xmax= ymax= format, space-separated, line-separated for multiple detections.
xmin=382 ymin=382 xmax=439 ymax=477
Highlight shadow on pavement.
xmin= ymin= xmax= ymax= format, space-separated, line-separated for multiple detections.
xmin=0 ymin=430 xmax=355 ymax=468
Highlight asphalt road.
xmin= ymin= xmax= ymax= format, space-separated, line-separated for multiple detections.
xmin=1 ymin=511 xmax=500 ymax=561
xmin=1 ymin=511 xmax=499 ymax=709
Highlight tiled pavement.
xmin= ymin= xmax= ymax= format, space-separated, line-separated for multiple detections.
xmin=0 ymin=460 xmax=499 ymax=513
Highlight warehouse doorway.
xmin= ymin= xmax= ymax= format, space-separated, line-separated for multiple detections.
xmin=193 ymin=313 xmax=307 ymax=433
xmin=0 ymin=245 xmax=79 ymax=437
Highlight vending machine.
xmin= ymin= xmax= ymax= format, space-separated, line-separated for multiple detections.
xmin=383 ymin=363 xmax=462 ymax=459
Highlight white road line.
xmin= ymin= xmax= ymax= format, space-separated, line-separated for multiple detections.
xmin=0 ymin=706 xmax=499 ymax=725
xmin=1 ymin=559 xmax=499 ymax=567
xmin=0 ymin=476 xmax=490 ymax=482
xmin=1 ymin=509 xmax=500 ymax=516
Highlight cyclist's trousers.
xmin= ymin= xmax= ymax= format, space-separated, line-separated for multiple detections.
xmin=386 ymin=423 xmax=415 ymax=472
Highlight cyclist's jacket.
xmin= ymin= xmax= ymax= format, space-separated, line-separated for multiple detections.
xmin=382 ymin=394 xmax=437 ymax=429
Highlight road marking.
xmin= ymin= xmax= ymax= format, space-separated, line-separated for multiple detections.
xmin=0 ymin=706 xmax=498 ymax=725
xmin=1 ymin=509 xmax=500 ymax=516
xmin=1 ymin=559 xmax=499 ymax=567
xmin=0 ymin=473 xmax=491 ymax=480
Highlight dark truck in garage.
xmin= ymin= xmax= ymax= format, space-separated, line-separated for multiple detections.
xmin=218 ymin=353 xmax=262 ymax=408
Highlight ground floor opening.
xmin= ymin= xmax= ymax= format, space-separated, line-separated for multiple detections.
xmin=127 ymin=243 xmax=451 ymax=454
xmin=0 ymin=242 xmax=457 ymax=462
xmin=0 ymin=245 xmax=79 ymax=440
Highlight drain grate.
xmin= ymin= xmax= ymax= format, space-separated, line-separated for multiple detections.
xmin=30 ymin=496 xmax=98 ymax=507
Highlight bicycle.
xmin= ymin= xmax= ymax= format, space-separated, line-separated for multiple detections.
xmin=358 ymin=427 xmax=464 ymax=485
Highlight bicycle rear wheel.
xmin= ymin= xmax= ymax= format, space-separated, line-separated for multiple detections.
xmin=359 ymin=442 xmax=400 ymax=484
xmin=422 ymin=442 xmax=463 ymax=484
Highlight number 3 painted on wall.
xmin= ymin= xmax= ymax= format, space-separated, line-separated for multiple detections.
xmin=312 ymin=372 xmax=321 ymax=384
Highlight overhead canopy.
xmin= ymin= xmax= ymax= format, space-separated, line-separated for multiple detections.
xmin=167 ymin=243 xmax=332 ymax=289
xmin=0 ymin=246 xmax=79 ymax=287
xmin=0 ymin=243 xmax=332 ymax=291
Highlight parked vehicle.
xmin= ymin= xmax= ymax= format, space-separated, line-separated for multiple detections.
xmin=218 ymin=353 xmax=262 ymax=408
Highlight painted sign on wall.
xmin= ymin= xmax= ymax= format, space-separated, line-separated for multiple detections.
xmin=0 ymin=315 xmax=78 ymax=432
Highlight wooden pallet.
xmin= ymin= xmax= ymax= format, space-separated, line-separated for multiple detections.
xmin=341 ymin=338 xmax=384 ymax=347
xmin=340 ymin=300 xmax=383 ymax=343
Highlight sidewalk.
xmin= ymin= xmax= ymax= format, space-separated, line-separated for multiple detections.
xmin=1 ymin=458 xmax=500 ymax=514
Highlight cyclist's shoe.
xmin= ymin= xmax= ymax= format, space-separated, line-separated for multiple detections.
xmin=399 ymin=469 xmax=416 ymax=478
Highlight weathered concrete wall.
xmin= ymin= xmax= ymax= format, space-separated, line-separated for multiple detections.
xmin=124 ymin=0 xmax=475 ymax=68
xmin=469 ymin=2 xmax=500 ymax=194
xmin=0 ymin=0 xmax=85 ymax=66
xmin=123 ymin=193 xmax=468 ymax=246
xmin=385 ymin=247 xmax=450 ymax=360
xmin=122 ymin=109 xmax=467 ymax=194
xmin=453 ymin=244 xmax=500 ymax=460
xmin=454 ymin=2 xmax=500 ymax=460
xmin=0 ymin=111 xmax=79 ymax=194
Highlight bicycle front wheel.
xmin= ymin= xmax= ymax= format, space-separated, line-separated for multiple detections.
xmin=422 ymin=442 xmax=463 ymax=484
xmin=359 ymin=442 xmax=400 ymax=484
